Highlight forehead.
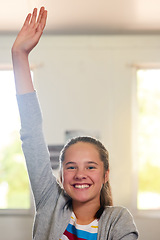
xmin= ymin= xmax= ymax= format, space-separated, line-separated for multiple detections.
xmin=64 ymin=142 xmax=101 ymax=163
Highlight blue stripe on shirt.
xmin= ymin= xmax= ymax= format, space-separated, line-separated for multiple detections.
xmin=66 ymin=223 xmax=97 ymax=240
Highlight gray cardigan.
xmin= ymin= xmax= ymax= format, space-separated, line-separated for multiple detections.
xmin=17 ymin=92 xmax=138 ymax=240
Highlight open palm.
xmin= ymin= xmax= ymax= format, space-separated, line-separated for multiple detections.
xmin=12 ymin=7 xmax=47 ymax=55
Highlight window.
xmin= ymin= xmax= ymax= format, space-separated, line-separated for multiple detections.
xmin=0 ymin=70 xmax=31 ymax=213
xmin=136 ymin=69 xmax=160 ymax=211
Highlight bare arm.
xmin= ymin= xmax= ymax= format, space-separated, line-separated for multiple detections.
xmin=12 ymin=7 xmax=47 ymax=94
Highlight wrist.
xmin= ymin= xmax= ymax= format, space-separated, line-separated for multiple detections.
xmin=11 ymin=45 xmax=28 ymax=58
xmin=12 ymin=48 xmax=29 ymax=64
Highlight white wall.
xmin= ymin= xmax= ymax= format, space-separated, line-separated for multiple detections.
xmin=0 ymin=34 xmax=160 ymax=239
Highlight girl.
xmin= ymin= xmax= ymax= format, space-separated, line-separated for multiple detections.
xmin=12 ymin=7 xmax=138 ymax=240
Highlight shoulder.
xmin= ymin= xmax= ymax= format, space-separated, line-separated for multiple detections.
xmin=103 ymin=206 xmax=132 ymax=217
xmin=101 ymin=206 xmax=135 ymax=223
xmin=98 ymin=206 xmax=138 ymax=239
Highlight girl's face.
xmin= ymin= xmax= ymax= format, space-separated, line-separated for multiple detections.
xmin=61 ymin=142 xmax=109 ymax=206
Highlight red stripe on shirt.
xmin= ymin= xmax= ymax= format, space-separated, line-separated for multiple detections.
xmin=63 ymin=229 xmax=86 ymax=240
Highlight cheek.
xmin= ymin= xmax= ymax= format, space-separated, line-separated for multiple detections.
xmin=61 ymin=170 xmax=71 ymax=185
xmin=94 ymin=171 xmax=106 ymax=187
xmin=91 ymin=171 xmax=104 ymax=184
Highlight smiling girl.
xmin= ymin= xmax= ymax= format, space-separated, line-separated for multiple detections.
xmin=12 ymin=7 xmax=138 ymax=240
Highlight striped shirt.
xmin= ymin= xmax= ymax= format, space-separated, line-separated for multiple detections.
xmin=60 ymin=212 xmax=98 ymax=240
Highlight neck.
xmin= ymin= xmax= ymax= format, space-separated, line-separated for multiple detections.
xmin=72 ymin=200 xmax=100 ymax=225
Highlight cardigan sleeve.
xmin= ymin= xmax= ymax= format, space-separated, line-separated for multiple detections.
xmin=16 ymin=91 xmax=59 ymax=209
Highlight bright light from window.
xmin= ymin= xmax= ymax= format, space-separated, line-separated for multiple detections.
xmin=0 ymin=70 xmax=30 ymax=209
xmin=137 ymin=69 xmax=160 ymax=210
xmin=0 ymin=71 xmax=18 ymax=147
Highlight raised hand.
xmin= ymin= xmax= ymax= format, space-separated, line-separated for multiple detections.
xmin=12 ymin=7 xmax=47 ymax=95
xmin=12 ymin=7 xmax=47 ymax=55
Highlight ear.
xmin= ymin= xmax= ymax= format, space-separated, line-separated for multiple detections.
xmin=104 ymin=170 xmax=109 ymax=183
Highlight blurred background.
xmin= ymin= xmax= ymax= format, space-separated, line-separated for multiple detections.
xmin=0 ymin=0 xmax=160 ymax=239
xmin=2 ymin=0 xmax=160 ymax=34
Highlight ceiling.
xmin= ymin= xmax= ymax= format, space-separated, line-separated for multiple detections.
xmin=1 ymin=0 xmax=160 ymax=34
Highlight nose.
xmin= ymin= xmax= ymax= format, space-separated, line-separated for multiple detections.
xmin=74 ymin=168 xmax=86 ymax=180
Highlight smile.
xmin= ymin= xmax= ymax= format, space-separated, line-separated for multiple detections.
xmin=74 ymin=184 xmax=90 ymax=189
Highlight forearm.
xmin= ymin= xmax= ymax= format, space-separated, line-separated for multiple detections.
xmin=12 ymin=50 xmax=34 ymax=95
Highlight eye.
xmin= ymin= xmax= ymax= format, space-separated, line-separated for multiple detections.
xmin=67 ymin=166 xmax=76 ymax=170
xmin=87 ymin=166 xmax=96 ymax=170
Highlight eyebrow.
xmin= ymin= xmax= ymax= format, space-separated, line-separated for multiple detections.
xmin=64 ymin=161 xmax=98 ymax=165
xmin=64 ymin=161 xmax=76 ymax=166
xmin=86 ymin=161 xmax=98 ymax=165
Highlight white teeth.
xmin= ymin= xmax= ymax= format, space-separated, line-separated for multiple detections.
xmin=74 ymin=184 xmax=89 ymax=189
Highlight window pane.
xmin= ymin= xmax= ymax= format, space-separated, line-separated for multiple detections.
xmin=0 ymin=71 xmax=30 ymax=209
xmin=137 ymin=69 xmax=160 ymax=210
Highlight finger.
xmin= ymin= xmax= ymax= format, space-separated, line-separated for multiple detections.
xmin=40 ymin=10 xmax=47 ymax=30
xmin=36 ymin=9 xmax=47 ymax=32
xmin=23 ymin=13 xmax=32 ymax=28
xmin=37 ymin=6 xmax=45 ymax=24
xmin=30 ymin=8 xmax=37 ymax=26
